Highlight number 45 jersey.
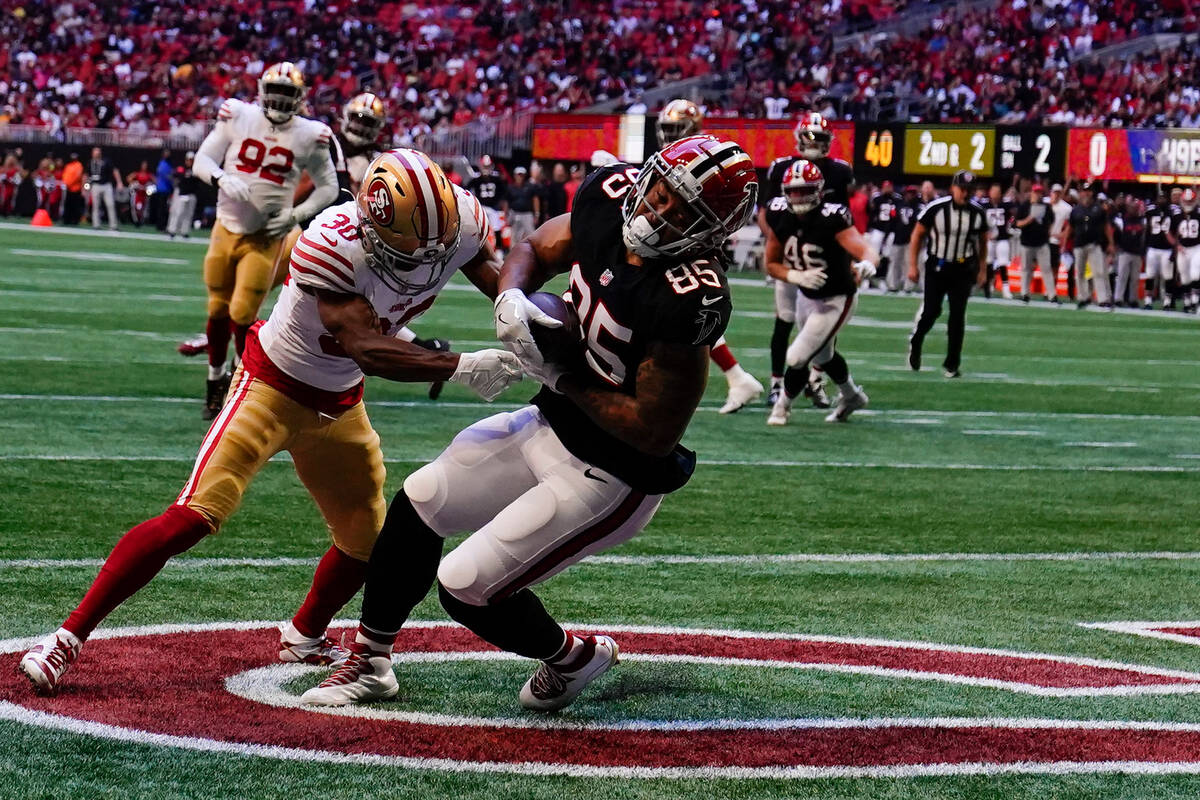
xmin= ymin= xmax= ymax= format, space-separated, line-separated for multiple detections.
xmin=532 ymin=163 xmax=733 ymax=495
xmin=206 ymin=98 xmax=336 ymax=234
xmin=765 ymin=198 xmax=857 ymax=299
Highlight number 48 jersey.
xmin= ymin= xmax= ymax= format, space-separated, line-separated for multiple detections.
xmin=204 ymin=98 xmax=337 ymax=234
xmin=532 ymin=163 xmax=733 ymax=495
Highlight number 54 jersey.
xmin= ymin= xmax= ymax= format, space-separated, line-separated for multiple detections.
xmin=205 ymin=98 xmax=336 ymax=234
xmin=532 ymin=163 xmax=733 ymax=495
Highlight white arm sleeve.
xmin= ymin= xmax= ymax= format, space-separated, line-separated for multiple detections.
xmin=292 ymin=140 xmax=340 ymax=221
xmin=193 ymin=124 xmax=231 ymax=186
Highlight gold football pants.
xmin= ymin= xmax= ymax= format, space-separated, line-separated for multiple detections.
xmin=174 ymin=366 xmax=386 ymax=561
xmin=204 ymin=221 xmax=286 ymax=325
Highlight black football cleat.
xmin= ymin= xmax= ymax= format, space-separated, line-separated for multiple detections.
xmin=203 ymin=373 xmax=232 ymax=420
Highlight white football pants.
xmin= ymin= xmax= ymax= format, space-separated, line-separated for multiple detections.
xmin=786 ymin=292 xmax=857 ymax=370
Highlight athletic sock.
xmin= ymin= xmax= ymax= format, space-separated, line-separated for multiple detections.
xmin=206 ymin=316 xmax=231 ymax=370
xmin=782 ymin=366 xmax=808 ymax=400
xmin=355 ymin=624 xmax=398 ymax=654
xmin=770 ymin=317 xmax=792 ymax=377
xmin=231 ymin=321 xmax=251 ymax=358
xmin=63 ymin=505 xmax=211 ymax=640
xmin=207 ymin=361 xmax=227 ymax=381
xmin=438 ymin=584 xmax=566 ymax=661
xmin=711 ymin=342 xmax=738 ymax=372
xmin=821 ymin=352 xmax=850 ymax=385
xmin=359 ymin=491 xmax=445 ymax=639
xmin=290 ymin=545 xmax=368 ymax=639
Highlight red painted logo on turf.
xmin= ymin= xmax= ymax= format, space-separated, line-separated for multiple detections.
xmin=6 ymin=622 xmax=1200 ymax=778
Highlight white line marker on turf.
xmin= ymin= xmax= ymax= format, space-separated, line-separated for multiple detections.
xmin=9 ymin=551 xmax=1200 ymax=570
xmin=8 ymin=248 xmax=188 ymax=265
xmin=1080 ymin=621 xmax=1200 ymax=647
xmin=1062 ymin=442 xmax=1138 ymax=448
xmin=963 ymin=430 xmax=1043 ymax=436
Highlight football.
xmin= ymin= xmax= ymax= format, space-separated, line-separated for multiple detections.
xmin=527 ymin=291 xmax=584 ymax=368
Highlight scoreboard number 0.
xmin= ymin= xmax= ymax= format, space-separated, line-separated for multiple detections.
xmin=1089 ymin=132 xmax=1107 ymax=176
xmin=865 ymin=130 xmax=894 ymax=167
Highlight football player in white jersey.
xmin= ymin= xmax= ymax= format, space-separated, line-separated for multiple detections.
xmin=18 ymin=149 xmax=523 ymax=696
xmin=191 ymin=62 xmax=341 ymax=419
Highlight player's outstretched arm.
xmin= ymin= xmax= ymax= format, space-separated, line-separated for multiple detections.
xmin=836 ymin=226 xmax=881 ymax=265
xmin=498 ymin=213 xmax=573 ymax=293
xmin=460 ymin=238 xmax=503 ymax=300
xmin=557 ymin=340 xmax=708 ymax=457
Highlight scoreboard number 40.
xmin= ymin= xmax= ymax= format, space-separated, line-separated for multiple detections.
xmin=864 ymin=130 xmax=894 ymax=168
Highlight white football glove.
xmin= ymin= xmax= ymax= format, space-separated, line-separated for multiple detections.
xmin=449 ymin=348 xmax=524 ymax=402
xmin=852 ymin=260 xmax=877 ymax=283
xmin=264 ymin=207 xmax=298 ymax=239
xmin=494 ymin=288 xmax=562 ymax=369
xmin=786 ymin=268 xmax=827 ymax=290
xmin=216 ymin=173 xmax=252 ymax=202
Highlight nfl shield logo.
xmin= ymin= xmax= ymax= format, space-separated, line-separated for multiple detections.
xmin=600 ymin=269 xmax=614 ymax=286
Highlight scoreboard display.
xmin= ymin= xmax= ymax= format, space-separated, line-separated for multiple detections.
xmin=995 ymin=127 xmax=1067 ymax=182
xmin=1068 ymin=128 xmax=1200 ymax=185
xmin=853 ymin=123 xmax=904 ymax=182
xmin=902 ymin=126 xmax=995 ymax=177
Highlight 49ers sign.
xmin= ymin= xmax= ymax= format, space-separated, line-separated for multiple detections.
xmin=5 ymin=621 xmax=1200 ymax=779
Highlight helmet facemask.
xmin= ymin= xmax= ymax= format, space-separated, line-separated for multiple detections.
xmin=656 ymin=116 xmax=700 ymax=146
xmin=358 ymin=221 xmax=459 ymax=295
xmin=259 ymin=78 xmax=304 ymax=124
xmin=621 ymin=154 xmax=749 ymax=259
xmin=795 ymin=128 xmax=832 ymax=159
xmin=343 ymin=108 xmax=384 ymax=147
xmin=784 ymin=183 xmax=822 ymax=215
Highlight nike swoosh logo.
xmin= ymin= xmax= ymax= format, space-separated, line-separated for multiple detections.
xmin=320 ymin=232 xmax=338 ymax=247
xmin=496 ymin=312 xmax=511 ymax=325
xmin=701 ymin=295 xmax=722 ymax=306
xmin=583 ymin=468 xmax=608 ymax=483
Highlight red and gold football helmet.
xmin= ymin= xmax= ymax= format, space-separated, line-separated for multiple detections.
xmin=793 ymin=112 xmax=832 ymax=159
xmin=259 ymin=62 xmax=306 ymax=124
xmin=780 ymin=160 xmax=824 ymax=215
xmin=356 ymin=149 xmax=461 ymax=293
xmin=656 ymin=99 xmax=704 ymax=145
xmin=621 ymin=134 xmax=758 ymax=259
xmin=342 ymin=93 xmax=386 ymax=147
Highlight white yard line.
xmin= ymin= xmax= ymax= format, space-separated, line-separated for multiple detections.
xmin=8 ymin=248 xmax=187 ymax=265
xmin=0 ymin=220 xmax=209 ymax=244
xmin=1062 ymin=442 xmax=1138 ymax=448
xmin=7 ymin=551 xmax=1200 ymax=570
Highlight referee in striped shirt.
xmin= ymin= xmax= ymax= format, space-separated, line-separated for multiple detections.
xmin=907 ymin=170 xmax=988 ymax=378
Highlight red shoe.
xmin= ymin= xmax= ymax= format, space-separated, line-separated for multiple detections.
xmin=177 ymin=333 xmax=208 ymax=357
xmin=19 ymin=629 xmax=82 ymax=695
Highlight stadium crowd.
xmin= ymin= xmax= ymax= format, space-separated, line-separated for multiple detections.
xmin=1 ymin=0 xmax=1197 ymax=144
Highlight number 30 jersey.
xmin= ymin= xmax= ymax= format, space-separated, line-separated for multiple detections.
xmin=765 ymin=198 xmax=857 ymax=299
xmin=199 ymin=98 xmax=337 ymax=234
xmin=533 ymin=163 xmax=733 ymax=495
xmin=255 ymin=189 xmax=489 ymax=399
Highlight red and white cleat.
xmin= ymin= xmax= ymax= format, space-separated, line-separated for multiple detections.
xmin=278 ymin=622 xmax=350 ymax=666
xmin=299 ymin=641 xmax=398 ymax=706
xmin=177 ymin=333 xmax=208 ymax=357
xmin=519 ymin=634 xmax=619 ymax=712
xmin=19 ymin=628 xmax=82 ymax=695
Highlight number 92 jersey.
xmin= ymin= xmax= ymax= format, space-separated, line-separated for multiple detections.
xmin=765 ymin=197 xmax=857 ymax=300
xmin=531 ymin=163 xmax=733 ymax=495
xmin=210 ymin=98 xmax=335 ymax=234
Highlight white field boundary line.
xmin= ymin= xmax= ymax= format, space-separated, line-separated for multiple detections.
xmin=3 ymin=393 xmax=1199 ymax=423
xmin=9 ymin=551 xmax=1200 ymax=571
xmin=1080 ymin=621 xmax=1200 ymax=647
xmin=0 ymin=220 xmax=209 ymax=244
xmin=1 ymin=454 xmax=1196 ymax=473
xmin=8 ymin=248 xmax=187 ymax=265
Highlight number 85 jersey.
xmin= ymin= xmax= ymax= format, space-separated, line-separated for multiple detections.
xmin=201 ymin=98 xmax=337 ymax=234
xmin=532 ymin=163 xmax=732 ymax=494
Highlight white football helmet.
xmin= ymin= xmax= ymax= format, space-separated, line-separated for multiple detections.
xmin=259 ymin=62 xmax=306 ymax=125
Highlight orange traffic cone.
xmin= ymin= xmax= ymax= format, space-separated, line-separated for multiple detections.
xmin=31 ymin=209 xmax=52 ymax=227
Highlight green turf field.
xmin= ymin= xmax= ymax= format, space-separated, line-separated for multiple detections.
xmin=3 ymin=222 xmax=1200 ymax=799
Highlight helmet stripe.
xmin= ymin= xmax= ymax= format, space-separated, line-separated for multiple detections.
xmin=688 ymin=141 xmax=750 ymax=184
xmin=395 ymin=150 xmax=438 ymax=242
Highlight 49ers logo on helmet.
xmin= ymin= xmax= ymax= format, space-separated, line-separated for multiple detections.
xmin=366 ymin=178 xmax=394 ymax=226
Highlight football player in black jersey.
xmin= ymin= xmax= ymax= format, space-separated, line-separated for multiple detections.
xmin=1174 ymin=189 xmax=1200 ymax=312
xmin=301 ymin=135 xmax=758 ymax=712
xmin=466 ymin=155 xmax=508 ymax=247
xmin=865 ymin=180 xmax=899 ymax=289
xmin=1144 ymin=193 xmax=1178 ymax=309
xmin=983 ymin=183 xmax=1016 ymax=299
xmin=763 ymin=160 xmax=879 ymax=426
xmin=760 ymin=112 xmax=855 ymax=407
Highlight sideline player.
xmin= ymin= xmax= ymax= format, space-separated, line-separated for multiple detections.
xmin=1144 ymin=192 xmax=1177 ymax=310
xmin=299 ymin=135 xmax=758 ymax=711
xmin=1174 ymin=188 xmax=1200 ymax=313
xmin=761 ymin=112 xmax=854 ymax=407
xmin=865 ymin=179 xmax=899 ymax=289
xmin=982 ymin=183 xmax=1015 ymax=299
xmin=19 ymin=150 xmax=523 ymax=695
xmin=763 ymin=161 xmax=877 ymax=426
xmin=191 ymin=62 xmax=340 ymax=418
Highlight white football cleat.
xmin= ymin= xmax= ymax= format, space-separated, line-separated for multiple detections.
xmin=19 ymin=628 xmax=82 ymax=695
xmin=766 ymin=394 xmax=793 ymax=426
xmin=718 ymin=370 xmax=764 ymax=414
xmin=519 ymin=635 xmax=619 ymax=712
xmin=299 ymin=641 xmax=398 ymax=706
xmin=278 ymin=622 xmax=350 ymax=666
xmin=825 ymin=389 xmax=869 ymax=423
